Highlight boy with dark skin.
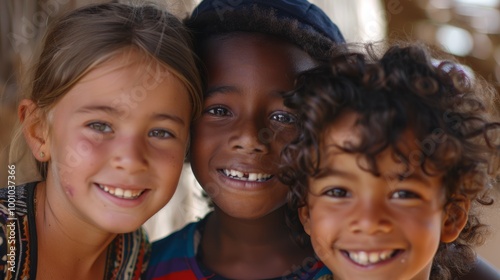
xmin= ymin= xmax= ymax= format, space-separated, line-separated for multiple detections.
xmin=147 ymin=1 xmax=344 ymax=279
xmin=148 ymin=1 xmax=496 ymax=279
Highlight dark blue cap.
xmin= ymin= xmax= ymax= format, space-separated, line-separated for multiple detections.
xmin=191 ymin=0 xmax=345 ymax=44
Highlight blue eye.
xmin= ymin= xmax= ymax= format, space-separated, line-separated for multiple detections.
xmin=88 ymin=122 xmax=112 ymax=133
xmin=324 ymin=188 xmax=350 ymax=198
xmin=149 ymin=129 xmax=174 ymax=139
xmin=392 ymin=190 xmax=421 ymax=199
xmin=206 ymin=106 xmax=231 ymax=117
xmin=271 ymin=112 xmax=296 ymax=124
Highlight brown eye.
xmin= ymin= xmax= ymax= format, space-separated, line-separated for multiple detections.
xmin=392 ymin=190 xmax=420 ymax=199
xmin=270 ymin=112 xmax=296 ymax=124
xmin=149 ymin=129 xmax=174 ymax=139
xmin=324 ymin=188 xmax=350 ymax=198
xmin=206 ymin=106 xmax=231 ymax=116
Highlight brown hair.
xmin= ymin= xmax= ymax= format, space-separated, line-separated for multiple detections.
xmin=281 ymin=43 xmax=500 ymax=279
xmin=11 ymin=2 xmax=202 ymax=179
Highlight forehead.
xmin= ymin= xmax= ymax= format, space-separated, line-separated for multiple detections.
xmin=323 ymin=110 xmax=421 ymax=151
xmin=79 ymin=48 xmax=168 ymax=85
xmin=203 ymin=32 xmax=316 ymax=77
xmin=322 ymin=111 xmax=361 ymax=149
xmin=321 ymin=111 xmax=442 ymax=176
xmin=51 ymin=48 xmax=189 ymax=118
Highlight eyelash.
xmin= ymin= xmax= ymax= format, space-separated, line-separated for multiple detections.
xmin=148 ymin=129 xmax=174 ymax=139
xmin=205 ymin=106 xmax=231 ymax=117
xmin=391 ymin=190 xmax=421 ymax=199
xmin=88 ymin=122 xmax=112 ymax=133
xmin=270 ymin=112 xmax=297 ymax=124
xmin=324 ymin=187 xmax=350 ymax=198
xmin=321 ymin=187 xmax=422 ymax=201
xmin=87 ymin=122 xmax=175 ymax=139
xmin=204 ymin=105 xmax=297 ymax=125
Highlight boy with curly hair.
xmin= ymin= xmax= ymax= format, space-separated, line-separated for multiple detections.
xmin=282 ymin=43 xmax=500 ymax=280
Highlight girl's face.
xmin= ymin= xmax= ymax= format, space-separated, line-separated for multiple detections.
xmin=190 ymin=33 xmax=315 ymax=219
xmin=299 ymin=112 xmax=464 ymax=280
xmin=44 ymin=49 xmax=192 ymax=233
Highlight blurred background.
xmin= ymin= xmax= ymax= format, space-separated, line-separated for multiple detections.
xmin=1 ymin=0 xmax=499 ymax=269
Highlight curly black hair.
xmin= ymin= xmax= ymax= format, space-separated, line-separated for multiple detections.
xmin=281 ymin=43 xmax=500 ymax=280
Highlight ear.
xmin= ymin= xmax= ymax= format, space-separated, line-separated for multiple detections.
xmin=19 ymin=99 xmax=51 ymax=162
xmin=298 ymin=205 xmax=312 ymax=235
xmin=440 ymin=195 xmax=470 ymax=243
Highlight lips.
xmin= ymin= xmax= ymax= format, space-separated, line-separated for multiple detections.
xmin=343 ymin=249 xmax=401 ymax=266
xmin=220 ymin=168 xmax=273 ymax=182
xmin=97 ymin=184 xmax=145 ymax=200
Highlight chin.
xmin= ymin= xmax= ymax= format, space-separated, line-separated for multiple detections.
xmin=97 ymin=215 xmax=146 ymax=234
xmin=104 ymin=223 xmax=143 ymax=234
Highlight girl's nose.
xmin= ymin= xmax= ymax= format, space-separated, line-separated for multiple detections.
xmin=111 ymin=136 xmax=148 ymax=173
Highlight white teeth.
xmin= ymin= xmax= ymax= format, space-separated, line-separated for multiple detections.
xmin=348 ymin=250 xmax=396 ymax=266
xmin=124 ymin=190 xmax=132 ymax=198
xmin=115 ymin=188 xmax=124 ymax=196
xmin=222 ymin=169 xmax=272 ymax=182
xmin=98 ymin=184 xmax=144 ymax=200
xmin=369 ymin=252 xmax=379 ymax=263
xmin=358 ymin=251 xmax=368 ymax=265
xmin=248 ymin=173 xmax=257 ymax=181
xmin=380 ymin=250 xmax=391 ymax=260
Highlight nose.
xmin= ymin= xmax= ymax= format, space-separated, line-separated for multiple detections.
xmin=111 ymin=135 xmax=148 ymax=173
xmin=348 ymin=200 xmax=393 ymax=234
xmin=228 ymin=118 xmax=269 ymax=154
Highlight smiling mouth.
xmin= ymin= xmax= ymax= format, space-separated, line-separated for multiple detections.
xmin=219 ymin=169 xmax=273 ymax=182
xmin=97 ymin=184 xmax=146 ymax=200
xmin=343 ymin=250 xmax=401 ymax=266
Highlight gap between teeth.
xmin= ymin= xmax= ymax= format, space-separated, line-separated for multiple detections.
xmin=222 ymin=169 xmax=272 ymax=182
xmin=347 ymin=250 xmax=396 ymax=266
xmin=98 ymin=184 xmax=143 ymax=199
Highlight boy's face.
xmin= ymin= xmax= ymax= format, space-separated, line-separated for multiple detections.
xmin=190 ymin=33 xmax=315 ymax=219
xmin=43 ymin=50 xmax=191 ymax=233
xmin=300 ymin=112 xmax=463 ymax=280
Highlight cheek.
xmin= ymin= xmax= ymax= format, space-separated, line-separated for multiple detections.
xmin=395 ymin=208 xmax=444 ymax=251
xmin=156 ymin=147 xmax=186 ymax=173
xmin=49 ymin=135 xmax=103 ymax=185
xmin=273 ymin=127 xmax=298 ymax=146
xmin=191 ymin=121 xmax=216 ymax=151
xmin=65 ymin=186 xmax=75 ymax=197
xmin=309 ymin=200 xmax=343 ymax=230
xmin=51 ymin=127 xmax=104 ymax=162
xmin=402 ymin=207 xmax=443 ymax=230
xmin=190 ymin=124 xmax=223 ymax=169
xmin=307 ymin=202 xmax=345 ymax=250
xmin=308 ymin=218 xmax=336 ymax=263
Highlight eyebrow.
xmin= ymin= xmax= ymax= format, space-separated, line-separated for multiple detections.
xmin=205 ymin=86 xmax=239 ymax=98
xmin=76 ymin=105 xmax=185 ymax=125
xmin=152 ymin=113 xmax=185 ymax=125
xmin=388 ymin=171 xmax=432 ymax=186
xmin=76 ymin=105 xmax=122 ymax=116
xmin=315 ymin=167 xmax=357 ymax=180
xmin=205 ymin=86 xmax=286 ymax=99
